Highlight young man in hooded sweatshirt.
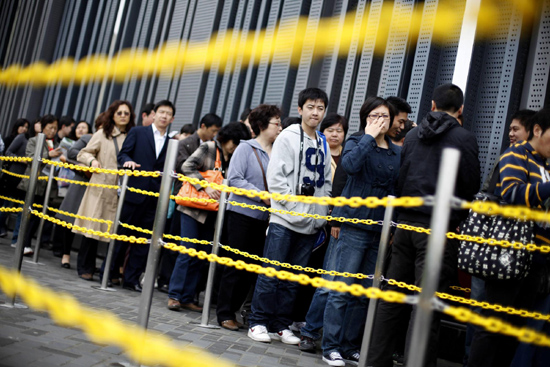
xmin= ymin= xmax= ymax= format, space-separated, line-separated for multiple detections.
xmin=248 ymin=88 xmax=332 ymax=345
xmin=367 ymin=84 xmax=480 ymax=367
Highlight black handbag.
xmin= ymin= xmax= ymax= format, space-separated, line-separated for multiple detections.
xmin=458 ymin=164 xmax=534 ymax=280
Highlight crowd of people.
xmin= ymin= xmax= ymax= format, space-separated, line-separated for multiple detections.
xmin=0 ymin=84 xmax=549 ymax=367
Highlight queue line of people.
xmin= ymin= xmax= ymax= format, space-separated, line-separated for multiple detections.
xmin=1 ymin=84 xmax=549 ymax=367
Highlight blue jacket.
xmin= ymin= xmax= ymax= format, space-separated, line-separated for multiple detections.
xmin=332 ymin=133 xmax=400 ymax=232
xmin=118 ymin=125 xmax=169 ymax=205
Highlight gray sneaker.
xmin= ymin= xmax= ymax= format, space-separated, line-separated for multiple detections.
xmin=322 ymin=351 xmax=345 ymax=366
xmin=298 ymin=336 xmax=316 ymax=353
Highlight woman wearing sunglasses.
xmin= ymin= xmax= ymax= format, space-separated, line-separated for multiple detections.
xmin=74 ymin=100 xmax=135 ymax=281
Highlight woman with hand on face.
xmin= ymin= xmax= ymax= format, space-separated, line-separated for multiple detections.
xmin=17 ymin=115 xmax=63 ymax=256
xmin=215 ymin=105 xmax=282 ymax=331
xmin=74 ymin=101 xmax=135 ymax=281
xmin=320 ymin=97 xmax=400 ymax=366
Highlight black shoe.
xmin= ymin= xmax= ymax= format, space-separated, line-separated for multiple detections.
xmin=123 ymin=283 xmax=142 ymax=292
xmin=392 ymin=352 xmax=404 ymax=366
xmin=157 ymin=284 xmax=169 ymax=293
xmin=343 ymin=352 xmax=360 ymax=366
xmin=298 ymin=336 xmax=316 ymax=353
xmin=61 ymin=262 xmax=71 ymax=269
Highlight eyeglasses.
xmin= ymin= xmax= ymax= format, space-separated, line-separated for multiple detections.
xmin=116 ymin=111 xmax=130 ymax=116
xmin=368 ymin=114 xmax=390 ymax=121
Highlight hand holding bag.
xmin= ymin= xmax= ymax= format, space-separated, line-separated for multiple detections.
xmin=176 ymin=148 xmax=223 ymax=211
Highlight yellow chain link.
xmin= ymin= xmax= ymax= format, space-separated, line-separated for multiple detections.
xmin=117 ymin=222 xmax=212 ymax=245
xmin=0 ymin=156 xmax=32 ymax=162
xmin=128 ymin=187 xmax=159 ymax=197
xmin=177 ymin=174 xmax=423 ymax=208
xmin=42 ymin=159 xmax=161 ymax=177
xmin=31 ymin=210 xmax=148 ymax=244
xmin=397 ymin=223 xmax=550 ymax=253
xmin=1 ymin=168 xmax=30 ymax=179
xmin=0 ymin=265 xmax=234 ymax=367
xmin=45 ymin=207 xmax=113 ymax=232
xmin=53 ymin=176 xmax=119 ymax=189
xmin=463 ymin=201 xmax=550 ymax=227
xmin=0 ymin=195 xmax=25 ymax=205
xmin=0 ymin=207 xmax=23 ymax=213
xmin=163 ymin=241 xmax=550 ymax=347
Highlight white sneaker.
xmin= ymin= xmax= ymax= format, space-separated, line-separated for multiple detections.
xmin=23 ymin=247 xmax=34 ymax=256
xmin=269 ymin=329 xmax=300 ymax=345
xmin=248 ymin=325 xmax=271 ymax=343
xmin=289 ymin=321 xmax=306 ymax=332
xmin=322 ymin=351 xmax=346 ymax=366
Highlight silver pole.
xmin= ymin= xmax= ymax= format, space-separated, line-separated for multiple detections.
xmin=407 ymin=148 xmax=461 ymax=367
xmin=28 ymin=164 xmax=55 ymax=264
xmin=92 ymin=173 xmax=129 ymax=292
xmin=3 ymin=133 xmax=45 ymax=308
xmin=137 ymin=139 xmax=178 ymax=329
xmin=195 ymin=179 xmax=228 ymax=329
xmin=359 ymin=195 xmax=395 ymax=367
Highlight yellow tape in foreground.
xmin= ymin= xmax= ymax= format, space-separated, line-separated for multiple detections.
xmin=0 ymin=265 xmax=234 ymax=367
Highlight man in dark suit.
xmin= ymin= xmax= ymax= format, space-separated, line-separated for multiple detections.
xmin=115 ymin=100 xmax=175 ymax=292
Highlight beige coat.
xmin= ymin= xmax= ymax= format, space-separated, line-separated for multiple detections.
xmin=74 ymin=127 xmax=125 ymax=240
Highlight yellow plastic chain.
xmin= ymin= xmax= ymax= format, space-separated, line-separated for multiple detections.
xmin=0 ymin=0 xmax=538 ymax=87
xmin=0 ymin=156 xmax=32 ymax=162
xmin=177 ymin=174 xmax=423 ymax=208
xmin=0 ymin=195 xmax=25 ymax=205
xmin=163 ymin=241 xmax=550 ymax=347
xmin=0 ymin=207 xmax=23 ymax=213
xmin=463 ymin=201 xmax=550 ymax=228
xmin=0 ymin=265 xmax=235 ymax=367
xmin=53 ymin=176 xmax=119 ymax=190
xmin=45 ymin=207 xmax=113 ymax=232
xmin=1 ymin=169 xmax=30 ymax=179
xmin=31 ymin=210 xmax=148 ymax=244
xmin=117 ymin=222 xmax=212 ymax=245
xmin=42 ymin=159 xmax=160 ymax=178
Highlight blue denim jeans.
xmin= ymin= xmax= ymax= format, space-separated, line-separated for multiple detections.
xmin=249 ymin=223 xmax=318 ymax=332
xmin=168 ymin=212 xmax=214 ymax=303
xmin=301 ymin=235 xmax=343 ymax=340
xmin=322 ymin=224 xmax=380 ymax=356
xmin=463 ymin=276 xmax=486 ymax=366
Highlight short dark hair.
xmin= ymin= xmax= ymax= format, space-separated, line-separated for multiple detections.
xmin=217 ymin=121 xmax=251 ymax=145
xmin=199 ymin=113 xmax=223 ymax=128
xmin=511 ymin=109 xmax=536 ymax=132
xmin=320 ymin=113 xmax=348 ymax=135
xmin=387 ymin=96 xmax=412 ymax=114
xmin=392 ymin=119 xmax=415 ymax=142
xmin=359 ymin=97 xmax=397 ymax=131
xmin=59 ymin=115 xmax=75 ymax=128
xmin=432 ymin=83 xmax=463 ymax=113
xmin=249 ymin=104 xmax=281 ymax=136
xmin=282 ymin=117 xmax=301 ymax=129
xmin=141 ymin=103 xmax=155 ymax=115
xmin=528 ymin=108 xmax=550 ymax=140
xmin=180 ymin=124 xmax=196 ymax=135
xmin=154 ymin=100 xmax=176 ymax=116
xmin=298 ymin=88 xmax=329 ymax=109
xmin=240 ymin=107 xmax=252 ymax=122
xmin=40 ymin=114 xmax=58 ymax=131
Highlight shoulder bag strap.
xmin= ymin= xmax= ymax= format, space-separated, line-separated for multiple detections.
xmin=252 ymin=147 xmax=268 ymax=191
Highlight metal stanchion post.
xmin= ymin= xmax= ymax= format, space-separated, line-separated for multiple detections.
xmin=27 ymin=164 xmax=55 ymax=265
xmin=137 ymin=139 xmax=178 ymax=329
xmin=195 ymin=178 xmax=228 ymax=329
xmin=2 ymin=133 xmax=45 ymax=308
xmin=407 ymin=148 xmax=460 ymax=367
xmin=92 ymin=173 xmax=129 ymax=292
xmin=359 ymin=195 xmax=395 ymax=366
